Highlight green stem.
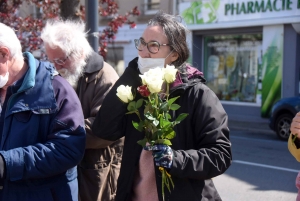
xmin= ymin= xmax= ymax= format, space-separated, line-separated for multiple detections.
xmin=293 ymin=133 xmax=298 ymax=142
xmin=135 ymin=110 xmax=142 ymax=122
xmin=155 ymin=93 xmax=159 ymax=117
xmin=166 ymin=83 xmax=170 ymax=101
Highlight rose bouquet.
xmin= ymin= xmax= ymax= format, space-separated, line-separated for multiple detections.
xmin=116 ymin=65 xmax=188 ymax=200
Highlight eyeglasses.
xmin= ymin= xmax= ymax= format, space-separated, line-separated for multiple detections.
xmin=134 ymin=38 xmax=170 ymax=54
xmin=50 ymin=52 xmax=72 ymax=65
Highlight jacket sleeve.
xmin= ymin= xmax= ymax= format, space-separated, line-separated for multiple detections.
xmin=92 ymin=58 xmax=141 ymax=141
xmin=0 ymin=75 xmax=86 ymax=181
xmin=84 ymin=62 xmax=120 ymax=149
xmin=170 ymin=83 xmax=232 ymax=180
xmin=288 ymin=134 xmax=300 ymax=162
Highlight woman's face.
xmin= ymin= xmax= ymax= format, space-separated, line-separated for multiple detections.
xmin=139 ymin=25 xmax=178 ymax=65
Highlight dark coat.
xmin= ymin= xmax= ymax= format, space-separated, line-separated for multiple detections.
xmin=76 ymin=52 xmax=123 ymax=201
xmin=0 ymin=52 xmax=86 ymax=201
xmin=92 ymin=57 xmax=232 ymax=201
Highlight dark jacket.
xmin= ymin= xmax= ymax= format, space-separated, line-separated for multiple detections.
xmin=0 ymin=52 xmax=86 ymax=201
xmin=92 ymin=57 xmax=232 ymax=201
xmin=76 ymin=52 xmax=123 ymax=201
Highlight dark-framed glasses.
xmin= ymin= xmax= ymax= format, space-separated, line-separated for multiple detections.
xmin=134 ymin=38 xmax=170 ymax=54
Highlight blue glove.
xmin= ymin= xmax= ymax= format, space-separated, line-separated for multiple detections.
xmin=144 ymin=144 xmax=173 ymax=169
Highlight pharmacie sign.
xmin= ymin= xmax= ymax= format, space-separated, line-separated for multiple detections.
xmin=179 ymin=0 xmax=300 ymax=27
xmin=225 ymin=0 xmax=298 ymax=15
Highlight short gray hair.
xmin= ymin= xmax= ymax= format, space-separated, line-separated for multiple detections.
xmin=0 ymin=23 xmax=23 ymax=59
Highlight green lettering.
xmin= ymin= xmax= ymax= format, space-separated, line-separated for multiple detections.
xmin=265 ymin=0 xmax=273 ymax=12
xmin=282 ymin=0 xmax=286 ymax=10
xmin=298 ymin=0 xmax=300 ymax=9
xmin=287 ymin=0 xmax=292 ymax=10
xmin=225 ymin=4 xmax=231 ymax=15
xmin=248 ymin=2 xmax=254 ymax=13
xmin=240 ymin=2 xmax=248 ymax=14
xmin=231 ymin=3 xmax=240 ymax=15
xmin=254 ymin=1 xmax=264 ymax=12
xmin=273 ymin=0 xmax=280 ymax=11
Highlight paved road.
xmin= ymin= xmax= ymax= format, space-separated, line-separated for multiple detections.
xmin=213 ymin=129 xmax=299 ymax=201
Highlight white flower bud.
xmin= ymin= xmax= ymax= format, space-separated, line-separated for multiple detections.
xmin=162 ymin=65 xmax=177 ymax=83
xmin=139 ymin=67 xmax=164 ymax=93
xmin=116 ymin=85 xmax=134 ymax=103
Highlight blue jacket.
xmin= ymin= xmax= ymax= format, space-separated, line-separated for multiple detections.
xmin=0 ymin=52 xmax=86 ymax=201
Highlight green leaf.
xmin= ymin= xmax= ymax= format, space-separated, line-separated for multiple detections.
xmin=159 ymin=102 xmax=168 ymax=112
xmin=136 ymin=98 xmax=144 ymax=109
xmin=153 ymin=119 xmax=159 ymax=127
xmin=155 ymin=139 xmax=172 ymax=145
xmin=153 ymin=130 xmax=162 ymax=139
xmin=127 ymin=101 xmax=136 ymax=112
xmin=144 ymin=103 xmax=150 ymax=113
xmin=132 ymin=121 xmax=143 ymax=132
xmin=175 ymin=113 xmax=188 ymax=122
xmin=125 ymin=111 xmax=136 ymax=115
xmin=167 ymin=96 xmax=179 ymax=106
xmin=149 ymin=140 xmax=156 ymax=146
xmin=170 ymin=104 xmax=180 ymax=110
xmin=145 ymin=112 xmax=156 ymax=121
xmin=137 ymin=138 xmax=148 ymax=147
xmin=159 ymin=116 xmax=171 ymax=128
xmin=144 ymin=112 xmax=159 ymax=127
xmin=165 ymin=113 xmax=172 ymax=120
xmin=163 ymin=129 xmax=176 ymax=140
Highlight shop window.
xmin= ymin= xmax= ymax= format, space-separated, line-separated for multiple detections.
xmin=204 ymin=34 xmax=263 ymax=104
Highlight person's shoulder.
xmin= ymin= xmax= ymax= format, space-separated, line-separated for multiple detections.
xmin=96 ymin=61 xmax=119 ymax=79
xmin=102 ymin=61 xmax=118 ymax=73
xmin=188 ymin=77 xmax=215 ymax=97
xmin=52 ymin=75 xmax=75 ymax=94
xmin=123 ymin=57 xmax=138 ymax=74
xmin=185 ymin=65 xmax=205 ymax=83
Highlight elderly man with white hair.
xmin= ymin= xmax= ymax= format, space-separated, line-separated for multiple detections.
xmin=41 ymin=20 xmax=122 ymax=201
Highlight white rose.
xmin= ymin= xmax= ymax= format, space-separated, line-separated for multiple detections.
xmin=116 ymin=85 xmax=134 ymax=103
xmin=162 ymin=65 xmax=177 ymax=83
xmin=139 ymin=67 xmax=164 ymax=93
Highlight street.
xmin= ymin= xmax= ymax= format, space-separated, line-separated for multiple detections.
xmin=213 ymin=128 xmax=299 ymax=201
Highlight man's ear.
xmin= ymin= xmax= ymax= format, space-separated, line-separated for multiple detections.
xmin=0 ymin=47 xmax=10 ymax=60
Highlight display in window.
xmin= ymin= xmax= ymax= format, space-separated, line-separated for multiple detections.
xmin=204 ymin=34 xmax=262 ymax=103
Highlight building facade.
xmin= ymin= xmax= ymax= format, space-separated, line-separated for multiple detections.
xmin=112 ymin=0 xmax=300 ymax=122
xmin=19 ymin=0 xmax=300 ymax=122
xmin=180 ymin=0 xmax=300 ymax=121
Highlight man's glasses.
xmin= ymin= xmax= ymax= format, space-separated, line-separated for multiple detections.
xmin=50 ymin=52 xmax=72 ymax=65
xmin=134 ymin=38 xmax=170 ymax=54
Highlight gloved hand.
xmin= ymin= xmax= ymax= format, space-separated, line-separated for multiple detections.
xmin=144 ymin=144 xmax=173 ymax=169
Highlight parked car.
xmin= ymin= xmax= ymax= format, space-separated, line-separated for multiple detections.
xmin=269 ymin=96 xmax=300 ymax=140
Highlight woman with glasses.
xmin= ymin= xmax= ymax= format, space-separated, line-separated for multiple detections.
xmin=92 ymin=11 xmax=232 ymax=201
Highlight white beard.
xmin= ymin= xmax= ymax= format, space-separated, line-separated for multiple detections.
xmin=58 ymin=60 xmax=85 ymax=89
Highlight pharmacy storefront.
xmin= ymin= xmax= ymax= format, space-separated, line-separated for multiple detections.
xmin=180 ymin=0 xmax=300 ymax=121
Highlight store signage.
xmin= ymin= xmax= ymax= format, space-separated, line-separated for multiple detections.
xmin=225 ymin=0 xmax=294 ymax=15
xmin=179 ymin=0 xmax=300 ymax=28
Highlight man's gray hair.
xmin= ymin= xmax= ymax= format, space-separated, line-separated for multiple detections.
xmin=0 ymin=23 xmax=23 ymax=59
xmin=41 ymin=19 xmax=93 ymax=62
